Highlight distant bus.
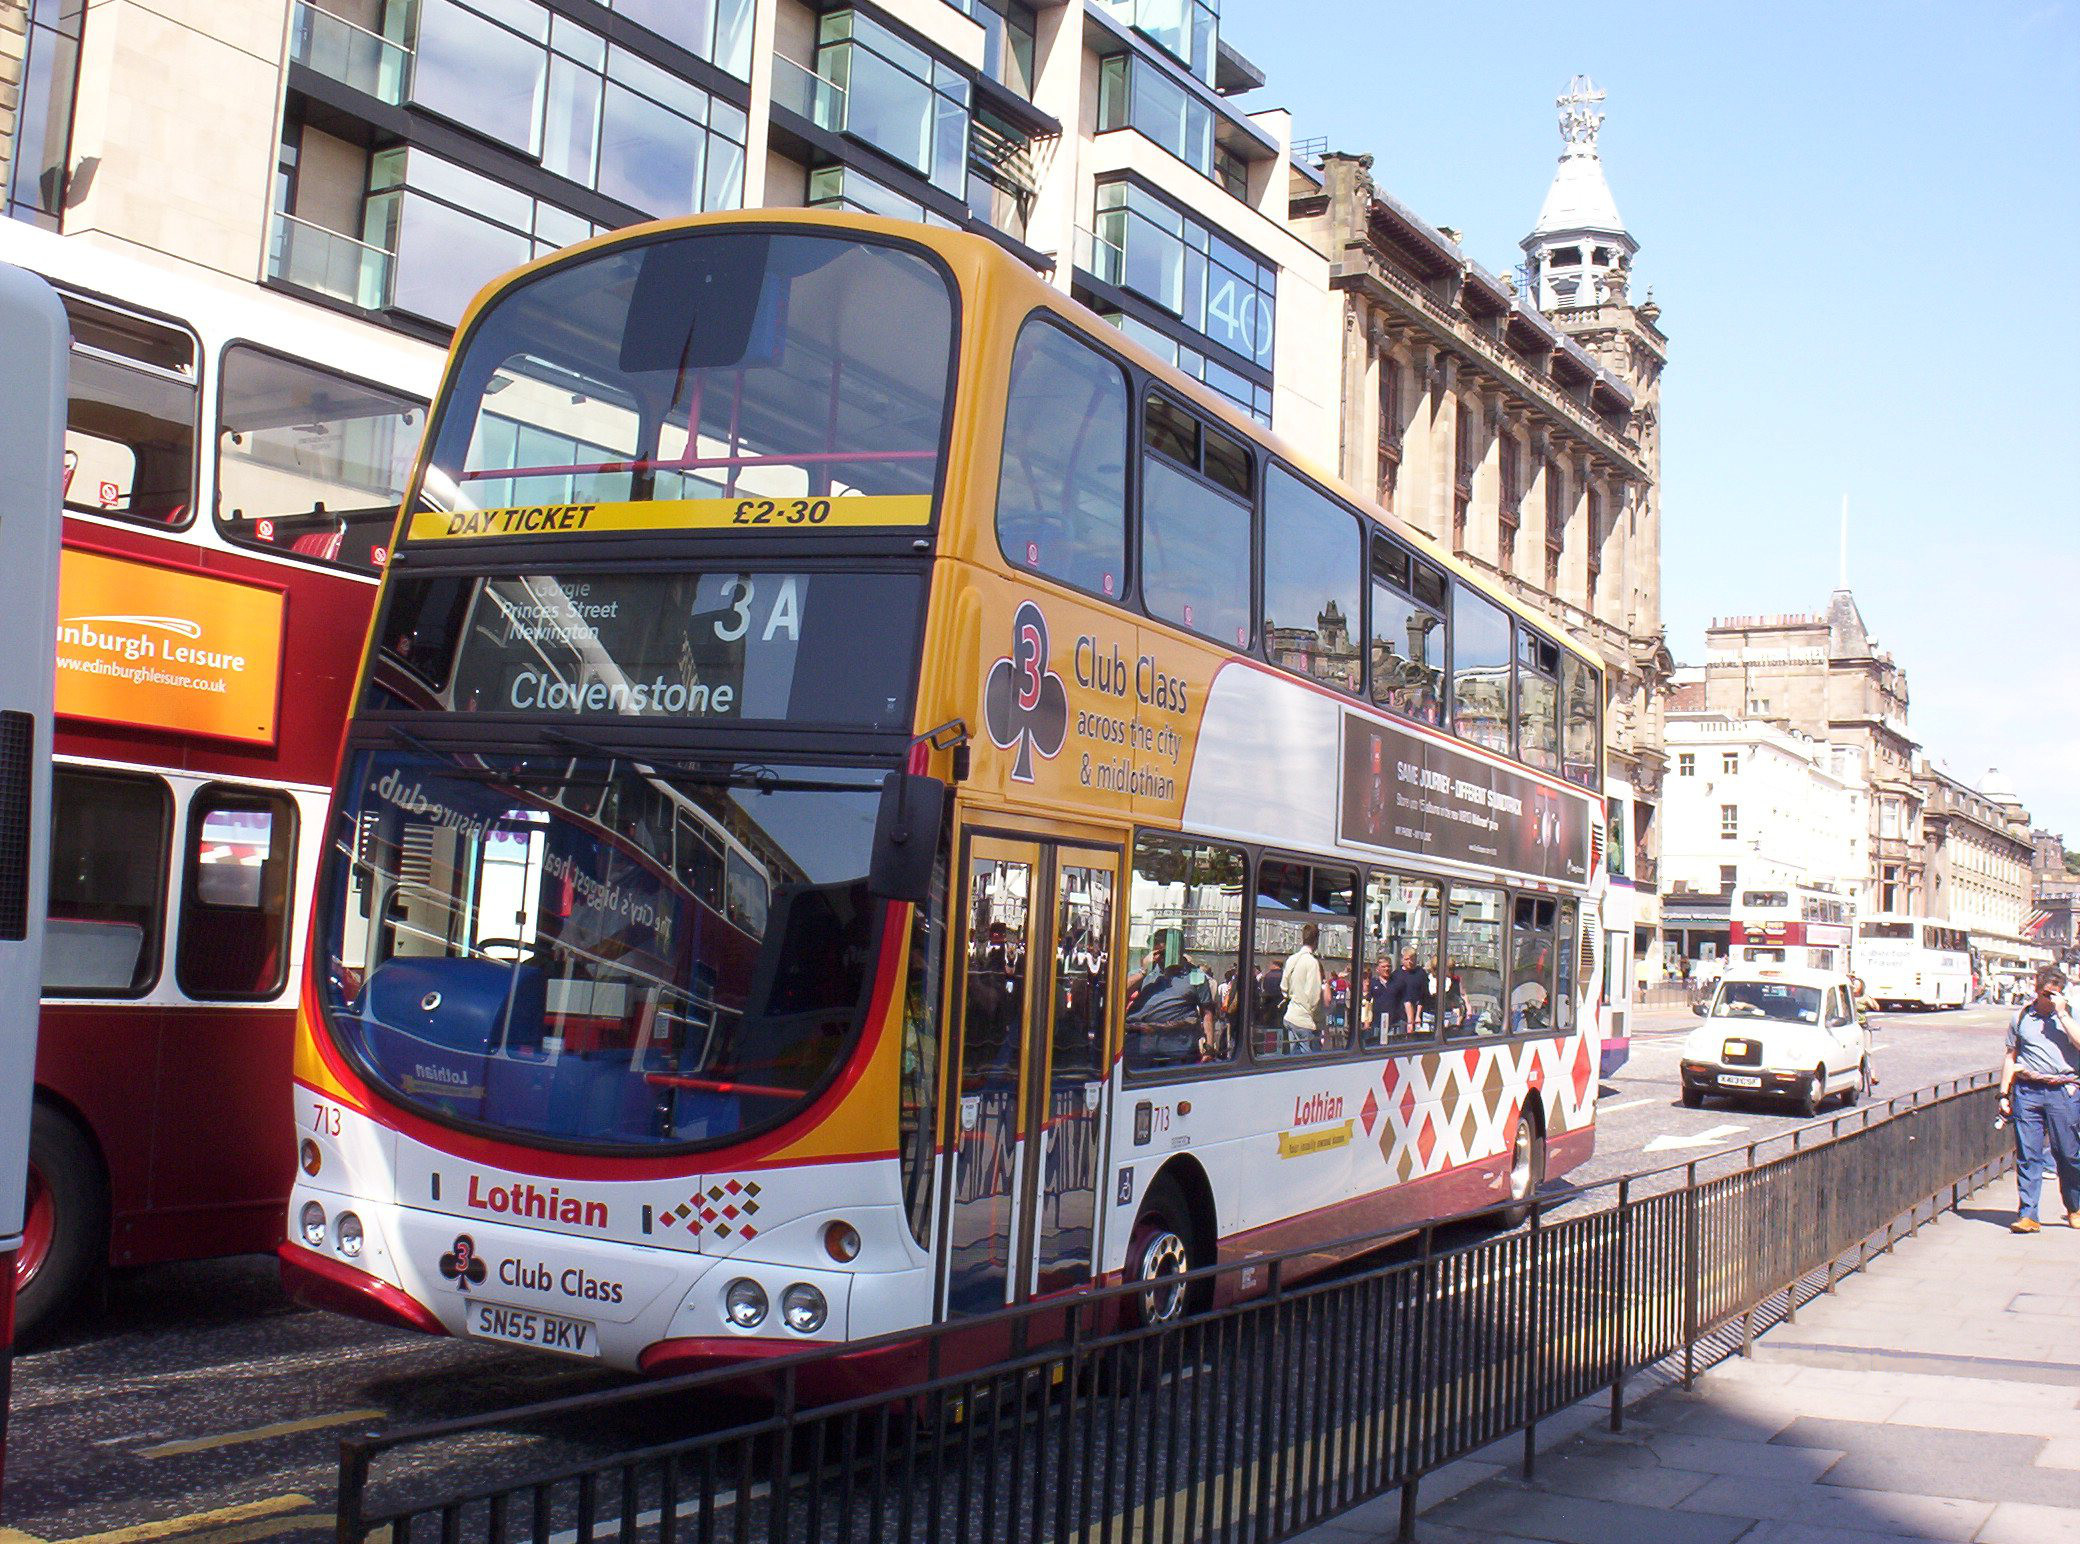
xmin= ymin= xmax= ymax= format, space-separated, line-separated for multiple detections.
xmin=0 ymin=220 xmax=443 ymax=1336
xmin=1732 ymin=883 xmax=1853 ymax=975
xmin=1855 ymin=915 xmax=1969 ymax=1010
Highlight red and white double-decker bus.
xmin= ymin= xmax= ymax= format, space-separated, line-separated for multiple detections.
xmin=3 ymin=221 xmax=443 ymax=1336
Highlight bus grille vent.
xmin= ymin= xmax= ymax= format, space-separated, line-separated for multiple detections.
xmin=399 ymin=825 xmax=438 ymax=889
xmin=1580 ymin=919 xmax=1600 ymax=998
xmin=0 ymin=712 xmax=31 ymax=940
xmin=1590 ymin=817 xmax=1606 ymax=872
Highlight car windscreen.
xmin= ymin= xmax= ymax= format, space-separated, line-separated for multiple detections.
xmin=319 ymin=749 xmax=887 ymax=1151
xmin=1710 ymin=981 xmax=1823 ymax=1025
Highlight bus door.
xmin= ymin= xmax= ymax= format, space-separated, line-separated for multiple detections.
xmin=939 ymin=835 xmax=1118 ymax=1317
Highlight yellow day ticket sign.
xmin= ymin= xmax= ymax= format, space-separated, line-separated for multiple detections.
xmin=408 ymin=494 xmax=933 ymax=542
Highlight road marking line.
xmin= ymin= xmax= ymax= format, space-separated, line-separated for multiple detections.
xmin=136 ymin=1409 xmax=385 ymax=1460
xmin=48 ymin=1496 xmax=313 ymax=1544
xmin=1597 ymin=1097 xmax=1656 ymax=1113
xmin=152 ymin=1517 xmax=330 ymax=1544
xmin=1 ymin=1527 xmax=53 ymax=1544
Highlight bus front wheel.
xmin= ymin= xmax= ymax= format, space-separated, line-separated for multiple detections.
xmin=1126 ymin=1178 xmax=1198 ymax=1328
xmin=16 ymin=1105 xmax=106 ymax=1341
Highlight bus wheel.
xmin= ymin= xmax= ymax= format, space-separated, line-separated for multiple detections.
xmin=1497 ymin=1116 xmax=1545 ymax=1229
xmin=1126 ymin=1179 xmax=1196 ymax=1328
xmin=17 ymin=1106 xmax=106 ymax=1341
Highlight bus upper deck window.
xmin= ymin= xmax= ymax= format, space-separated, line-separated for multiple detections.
xmin=995 ymin=320 xmax=1127 ymax=599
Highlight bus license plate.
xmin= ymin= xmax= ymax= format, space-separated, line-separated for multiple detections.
xmin=466 ymin=1300 xmax=598 ymax=1357
xmin=1718 ymin=1073 xmax=1762 ymax=1088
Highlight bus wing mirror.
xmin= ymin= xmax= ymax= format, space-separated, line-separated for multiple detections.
xmin=869 ymin=772 xmax=946 ymax=904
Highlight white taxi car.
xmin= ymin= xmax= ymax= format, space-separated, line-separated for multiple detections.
xmin=1679 ymin=966 xmax=1872 ymax=1118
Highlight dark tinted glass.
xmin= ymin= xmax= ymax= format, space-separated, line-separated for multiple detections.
xmin=368 ymin=569 xmax=922 ymax=730
xmin=177 ymin=790 xmax=297 ymax=1000
xmin=996 ymin=322 xmax=1128 ymax=599
xmin=1263 ymin=467 xmax=1361 ymax=694
xmin=1450 ymin=584 xmax=1512 ymax=754
xmin=44 ymin=770 xmax=169 ymax=996
xmin=1141 ymin=456 xmax=1250 ymax=647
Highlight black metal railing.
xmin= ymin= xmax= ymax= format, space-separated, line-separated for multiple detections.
xmin=337 ymin=1074 xmax=2007 ymax=1544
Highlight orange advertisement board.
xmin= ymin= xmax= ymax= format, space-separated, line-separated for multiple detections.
xmin=55 ymin=549 xmax=286 ymax=745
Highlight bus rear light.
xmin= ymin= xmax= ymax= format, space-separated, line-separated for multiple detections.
xmin=300 ymin=1201 xmax=327 ymax=1249
xmin=823 ymin=1220 xmax=861 ymax=1263
xmin=781 ymin=1283 xmax=827 ymax=1334
xmin=300 ymin=1139 xmax=322 ymax=1176
xmin=335 ymin=1211 xmax=364 ymax=1258
xmin=724 ymin=1278 xmax=768 ymax=1328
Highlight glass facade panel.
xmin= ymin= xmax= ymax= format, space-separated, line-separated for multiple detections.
xmin=600 ymin=75 xmax=707 ymax=211
xmin=1094 ymin=181 xmax=1274 ymax=369
xmin=381 ymin=188 xmax=533 ymax=326
xmin=1450 ymin=583 xmax=1512 ymax=755
xmin=997 ymin=323 xmax=1129 ymax=599
xmin=1262 ymin=466 xmax=1362 ymax=694
xmin=1097 ymin=0 xmax=1219 ymax=81
xmin=818 ymin=11 xmax=969 ymax=196
xmin=412 ymin=0 xmax=547 ymax=155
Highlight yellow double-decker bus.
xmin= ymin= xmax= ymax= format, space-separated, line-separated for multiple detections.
xmin=282 ymin=211 xmax=1610 ymax=1372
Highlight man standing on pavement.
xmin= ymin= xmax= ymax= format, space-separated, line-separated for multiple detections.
xmin=1997 ymin=966 xmax=2080 ymax=1233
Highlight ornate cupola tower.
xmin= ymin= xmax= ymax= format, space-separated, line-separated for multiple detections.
xmin=1520 ymin=75 xmax=1637 ymax=312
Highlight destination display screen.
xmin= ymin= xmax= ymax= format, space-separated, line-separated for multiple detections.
xmin=1339 ymin=711 xmax=1591 ymax=886
xmin=367 ymin=569 xmax=921 ymax=730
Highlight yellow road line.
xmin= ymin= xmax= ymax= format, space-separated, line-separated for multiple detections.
xmin=137 ymin=1410 xmax=385 ymax=1460
xmin=156 ymin=1516 xmax=330 ymax=1544
xmin=1 ymin=1527 xmax=52 ymax=1544
xmin=43 ymin=1495 xmax=314 ymax=1544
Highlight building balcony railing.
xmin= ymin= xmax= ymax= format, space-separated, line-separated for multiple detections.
xmin=290 ymin=0 xmax=412 ymax=106
xmin=268 ymin=211 xmax=393 ymax=310
xmin=770 ymin=53 xmax=846 ymax=134
xmin=1072 ymin=224 xmax=1127 ymax=287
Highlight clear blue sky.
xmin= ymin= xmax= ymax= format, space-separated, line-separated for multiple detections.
xmin=1234 ymin=1 xmax=2080 ymax=843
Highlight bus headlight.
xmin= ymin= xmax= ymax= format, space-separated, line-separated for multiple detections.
xmin=724 ymin=1278 xmax=768 ymax=1328
xmin=335 ymin=1212 xmax=364 ymax=1258
xmin=781 ymin=1283 xmax=827 ymax=1334
xmin=822 ymin=1220 xmax=861 ymax=1263
xmin=300 ymin=1201 xmax=327 ymax=1249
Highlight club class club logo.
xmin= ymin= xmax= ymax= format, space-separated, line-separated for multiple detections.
xmin=984 ymin=600 xmax=1068 ymax=783
xmin=440 ymin=1234 xmax=487 ymax=1291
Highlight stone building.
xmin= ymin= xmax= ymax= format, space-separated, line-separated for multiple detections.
xmin=1703 ymin=589 xmax=1922 ymax=916
xmin=0 ymin=0 xmax=1338 ymax=461
xmin=1914 ymin=765 xmax=2042 ymax=979
xmin=1292 ymin=75 xmax=1672 ymax=980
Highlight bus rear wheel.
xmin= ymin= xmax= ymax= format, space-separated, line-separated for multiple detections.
xmin=1126 ymin=1178 xmax=1198 ymax=1328
xmin=17 ymin=1106 xmax=105 ymax=1341
xmin=1497 ymin=1115 xmax=1545 ymax=1229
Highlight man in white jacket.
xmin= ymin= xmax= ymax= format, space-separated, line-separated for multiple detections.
xmin=1282 ymin=924 xmax=1324 ymax=1054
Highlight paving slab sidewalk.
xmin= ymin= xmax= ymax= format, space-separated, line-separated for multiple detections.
xmin=1296 ymin=1182 xmax=2080 ymax=1543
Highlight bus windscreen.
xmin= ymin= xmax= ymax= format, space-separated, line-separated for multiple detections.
xmin=407 ymin=230 xmax=953 ymax=530
xmin=320 ymin=749 xmax=886 ymax=1151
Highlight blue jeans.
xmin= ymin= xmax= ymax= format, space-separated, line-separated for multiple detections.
xmin=2013 ymin=1083 xmax=2080 ymax=1220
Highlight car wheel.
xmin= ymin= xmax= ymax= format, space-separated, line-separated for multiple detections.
xmin=1680 ymin=1087 xmax=1704 ymax=1109
xmin=1496 ymin=1115 xmax=1545 ymax=1229
xmin=1800 ymin=1066 xmax=1826 ymax=1120
xmin=17 ymin=1105 xmax=106 ymax=1341
xmin=1125 ymin=1177 xmax=1198 ymax=1328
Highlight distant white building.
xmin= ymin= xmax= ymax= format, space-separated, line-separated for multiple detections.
xmin=1660 ymin=707 xmax=1865 ymax=964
